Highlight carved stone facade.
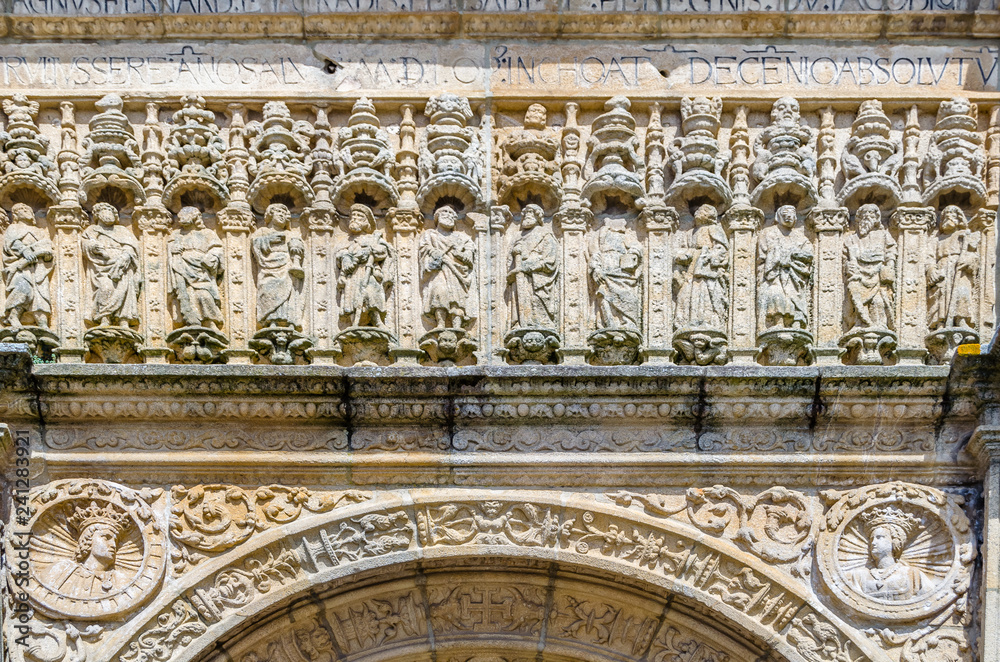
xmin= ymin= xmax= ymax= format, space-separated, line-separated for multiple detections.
xmin=1 ymin=5 xmax=999 ymax=662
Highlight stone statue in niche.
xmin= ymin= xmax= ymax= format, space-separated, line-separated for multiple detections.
xmin=588 ymin=216 xmax=643 ymax=365
xmin=673 ymin=204 xmax=729 ymax=365
xmin=926 ymin=205 xmax=980 ymax=362
xmin=840 ymin=204 xmax=897 ymax=365
xmin=505 ymin=203 xmax=560 ymax=365
xmin=250 ymin=203 xmax=312 ymax=365
xmin=166 ymin=206 xmax=227 ymax=363
xmin=845 ymin=506 xmax=932 ymax=601
xmin=333 ymin=204 xmax=396 ymax=366
xmin=418 ymin=205 xmax=477 ymax=365
xmin=751 ymin=97 xmax=817 ymax=211
xmin=0 ymin=204 xmax=57 ymax=358
xmin=82 ymin=202 xmax=143 ymax=363
xmin=42 ymin=501 xmax=133 ymax=598
xmin=756 ymin=205 xmax=813 ymax=365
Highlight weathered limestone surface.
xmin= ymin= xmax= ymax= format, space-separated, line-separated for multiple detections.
xmin=0 ymin=4 xmax=998 ymax=662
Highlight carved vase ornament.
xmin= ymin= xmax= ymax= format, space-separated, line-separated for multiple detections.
xmin=817 ymin=482 xmax=975 ymax=624
xmin=582 ymin=96 xmax=645 ymax=213
xmin=5 ymin=479 xmax=166 ymax=620
xmin=496 ymin=104 xmax=562 ymax=213
xmin=839 ymin=100 xmax=902 ymax=210
xmin=78 ymin=94 xmax=145 ymax=208
xmin=922 ymin=97 xmax=987 ymax=209
xmin=332 ymin=97 xmax=398 ymax=214
xmin=0 ymin=94 xmax=59 ymax=208
xmin=162 ymin=95 xmax=229 ymax=211
xmin=417 ymin=93 xmax=482 ymax=213
xmin=665 ymin=96 xmax=732 ymax=209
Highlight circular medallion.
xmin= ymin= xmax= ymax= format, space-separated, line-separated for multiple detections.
xmin=6 ymin=480 xmax=165 ymax=620
xmin=817 ymin=482 xmax=975 ymax=623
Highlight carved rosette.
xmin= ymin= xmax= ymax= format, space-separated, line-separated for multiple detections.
xmin=5 ymin=479 xmax=165 ymax=620
xmin=817 ymin=481 xmax=976 ymax=624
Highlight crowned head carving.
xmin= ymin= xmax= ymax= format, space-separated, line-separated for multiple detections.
xmin=424 ymin=93 xmax=474 ymax=126
xmin=666 ymin=96 xmax=731 ymax=208
xmin=9 ymin=481 xmax=166 ymax=620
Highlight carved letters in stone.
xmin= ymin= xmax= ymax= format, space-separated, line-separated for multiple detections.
xmin=756 ymin=205 xmax=814 ymax=365
xmin=817 ymin=481 xmax=976 ymax=623
xmin=6 ymin=479 xmax=166 ymax=620
xmin=505 ymin=203 xmax=560 ymax=364
xmin=673 ymin=203 xmax=729 ymax=365
xmin=840 ymin=203 xmax=897 ymax=365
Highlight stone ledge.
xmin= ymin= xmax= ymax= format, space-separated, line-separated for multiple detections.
xmin=1 ymin=10 xmax=997 ymax=40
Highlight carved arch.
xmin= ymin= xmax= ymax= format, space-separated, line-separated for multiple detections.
xmin=105 ymin=490 xmax=888 ymax=662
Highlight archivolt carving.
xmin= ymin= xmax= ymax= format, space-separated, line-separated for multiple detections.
xmin=97 ymin=490 xmax=897 ymax=662
xmin=0 ymin=94 xmax=995 ymax=366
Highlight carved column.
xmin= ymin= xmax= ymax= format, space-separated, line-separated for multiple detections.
xmin=724 ymin=206 xmax=763 ymax=364
xmin=219 ymin=104 xmax=255 ymax=364
xmin=490 ymin=205 xmax=511 ymax=361
xmin=134 ymin=207 xmax=171 ymax=363
xmin=387 ymin=103 xmax=424 ymax=365
xmin=641 ymin=207 xmax=678 ymax=364
xmin=304 ymin=208 xmax=336 ymax=365
xmin=807 ymin=208 xmax=848 ymax=365
xmin=555 ymin=208 xmax=592 ymax=365
xmin=891 ymin=207 xmax=935 ymax=364
xmin=978 ymin=209 xmax=997 ymax=345
xmin=49 ymin=206 xmax=87 ymax=362
xmin=969 ymin=422 xmax=1000 ymax=662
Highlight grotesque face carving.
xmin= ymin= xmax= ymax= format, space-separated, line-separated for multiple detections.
xmin=524 ymin=103 xmax=547 ymax=129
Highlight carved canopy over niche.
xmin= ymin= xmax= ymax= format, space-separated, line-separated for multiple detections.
xmin=0 ymin=93 xmax=996 ymax=368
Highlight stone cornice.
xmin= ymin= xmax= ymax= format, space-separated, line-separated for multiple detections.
xmin=0 ymin=10 xmax=997 ymax=41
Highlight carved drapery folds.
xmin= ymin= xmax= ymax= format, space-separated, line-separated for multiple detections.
xmin=0 ymin=94 xmax=994 ymax=366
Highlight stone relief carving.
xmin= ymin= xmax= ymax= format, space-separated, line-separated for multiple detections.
xmin=839 ymin=100 xmax=903 ymax=210
xmin=926 ymin=205 xmax=981 ymax=363
xmin=419 ymin=204 xmax=477 ymax=365
xmin=496 ymin=103 xmax=562 ymax=213
xmin=250 ymin=202 xmax=311 ymax=364
xmin=0 ymin=94 xmax=59 ymax=208
xmin=673 ymin=203 xmax=729 ymax=365
xmin=5 ymin=479 xmax=166 ymax=620
xmin=751 ymin=97 xmax=817 ymax=212
xmin=0 ymin=94 xmax=993 ymax=366
xmin=166 ymin=206 xmax=226 ymax=363
xmin=840 ymin=203 xmax=897 ymax=365
xmin=189 ymin=548 xmax=300 ymax=623
xmin=817 ymin=481 xmax=976 ymax=624
xmin=163 ymin=95 xmax=229 ymax=211
xmin=0 ymin=202 xmax=57 ymax=358
xmin=505 ymin=203 xmax=560 ymax=365
xmin=418 ymin=93 xmax=482 ymax=213
xmin=757 ymin=205 xmax=814 ymax=365
xmin=333 ymin=203 xmax=395 ymax=366
xmin=582 ymin=95 xmax=645 ymax=212
xmin=588 ymin=216 xmax=643 ymax=365
xmin=333 ymin=97 xmax=398 ymax=214
xmin=78 ymin=94 xmax=145 ymax=208
xmin=922 ymin=97 xmax=987 ymax=209
xmin=81 ymin=202 xmax=143 ymax=363
xmin=666 ymin=96 xmax=732 ymax=209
